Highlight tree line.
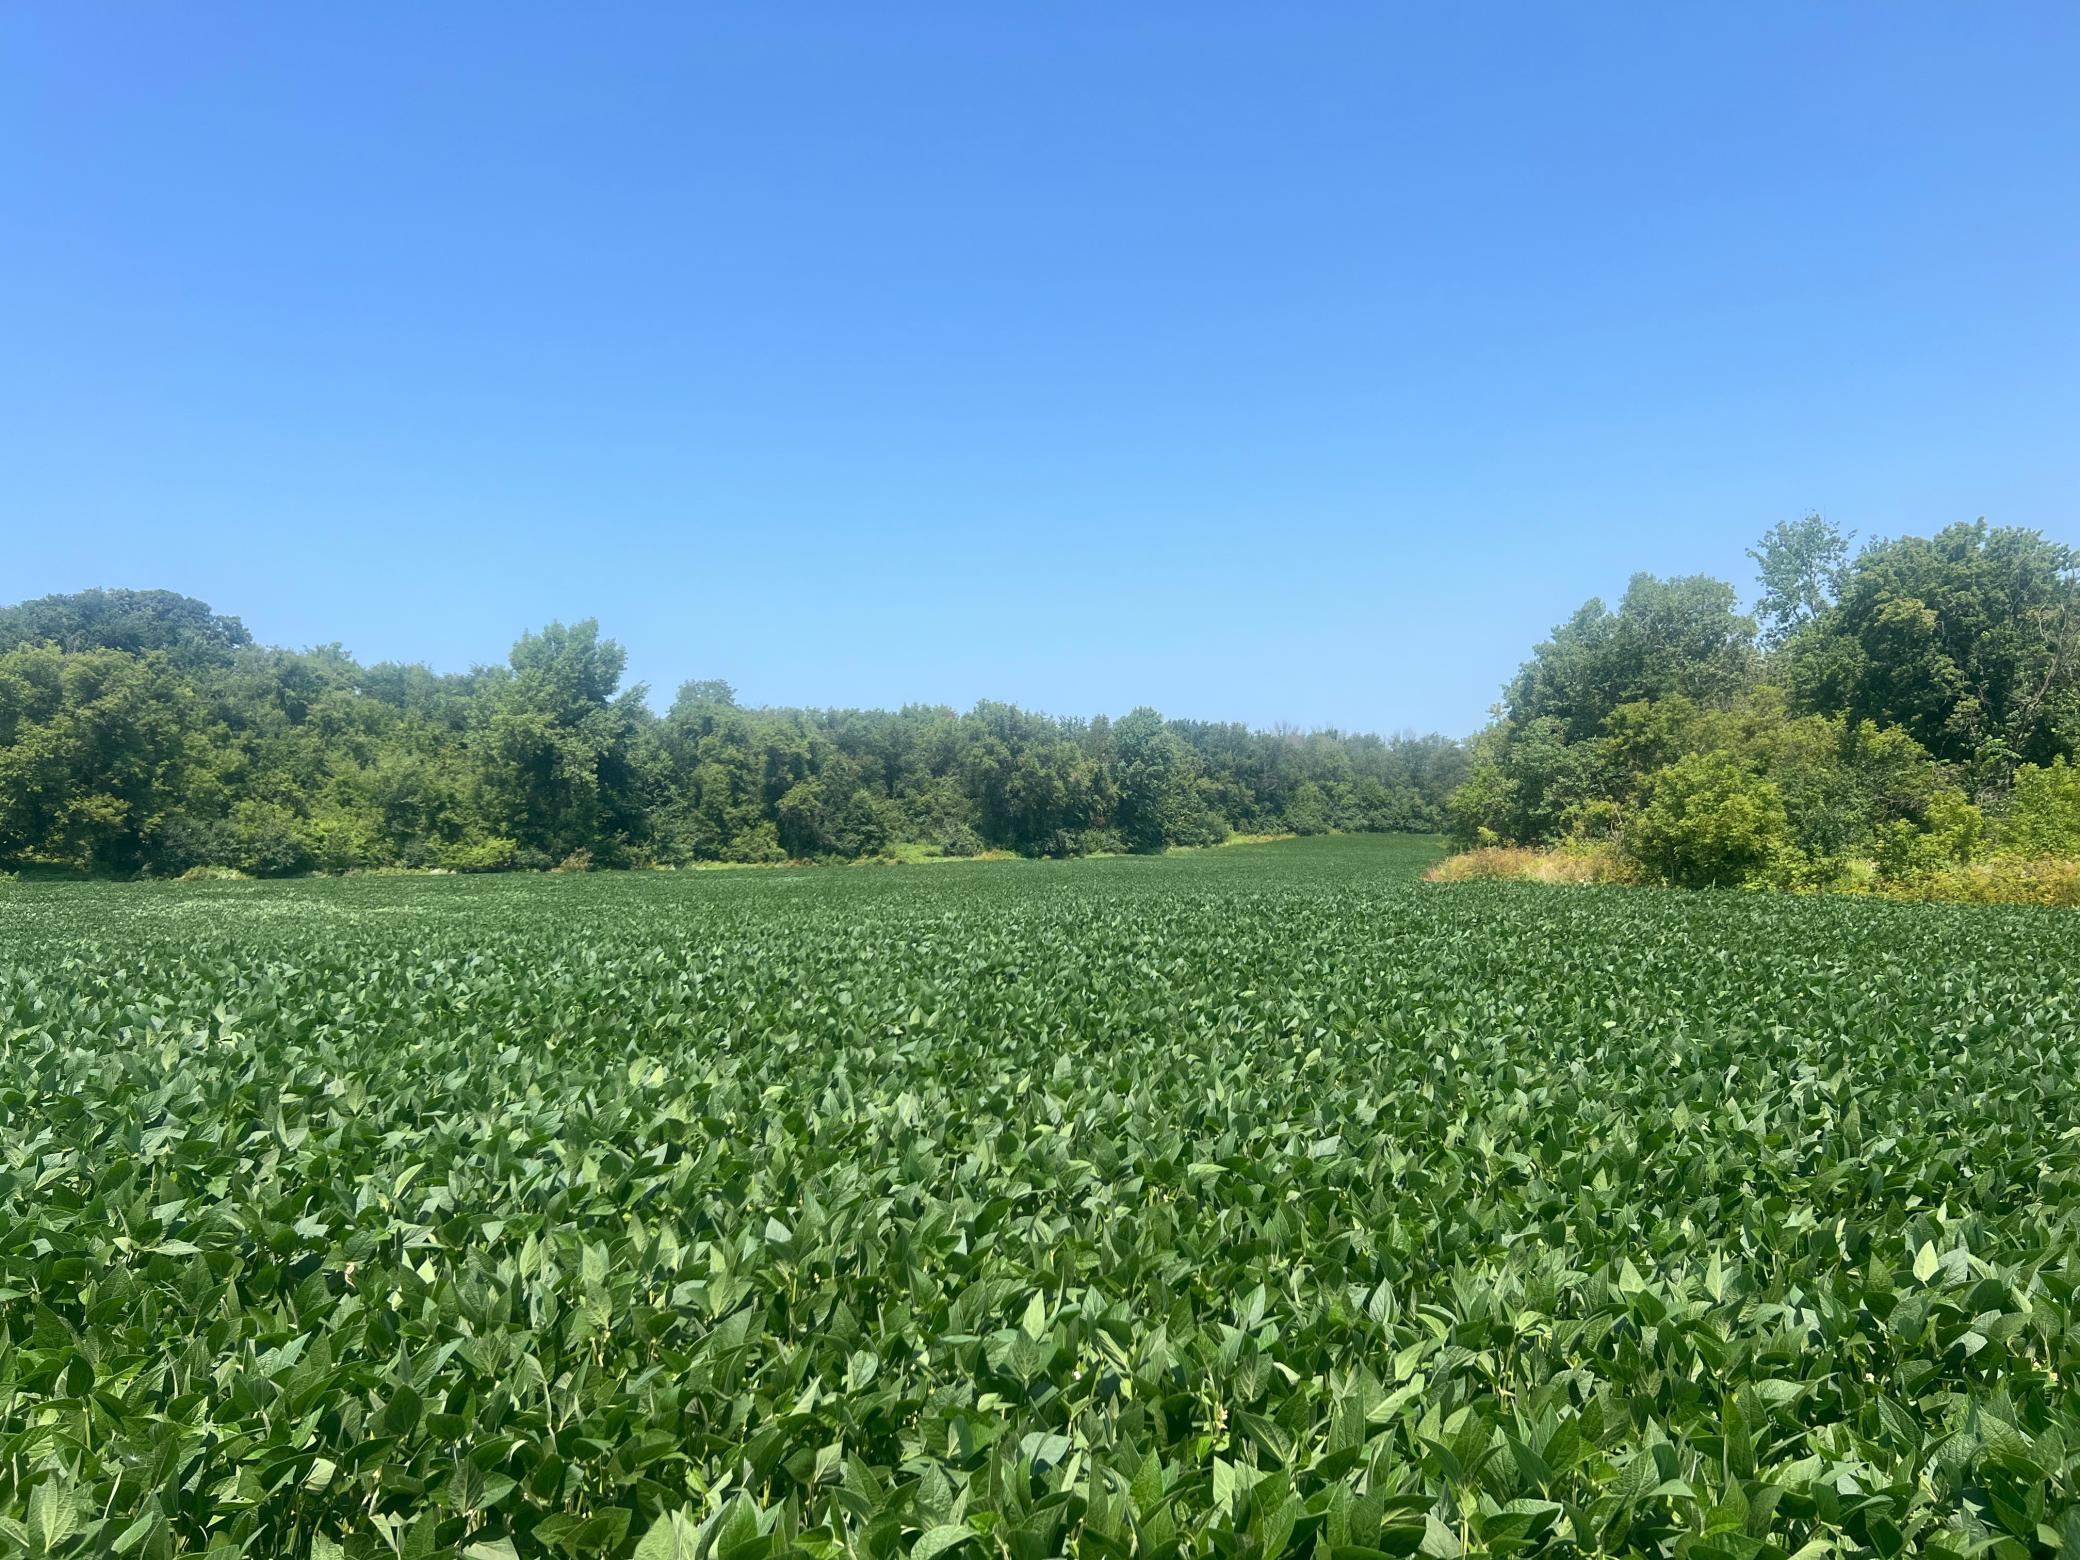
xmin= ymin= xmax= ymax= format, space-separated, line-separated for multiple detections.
xmin=1448 ymin=518 xmax=2080 ymax=891
xmin=0 ymin=590 xmax=1466 ymax=875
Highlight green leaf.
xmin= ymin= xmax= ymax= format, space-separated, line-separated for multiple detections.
xmin=27 ymin=1480 xmax=81 ymax=1554
xmin=912 ymin=1525 xmax=974 ymax=1560
xmin=379 ymin=1380 xmax=424 ymax=1437
xmin=1419 ymin=1513 xmax=1463 ymax=1558
xmin=632 ymin=1511 xmax=699 ymax=1560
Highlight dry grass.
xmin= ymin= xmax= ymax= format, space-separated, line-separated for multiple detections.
xmin=1871 ymin=855 xmax=2080 ymax=908
xmin=1167 ymin=831 xmax=1301 ymax=853
xmin=1431 ymin=843 xmax=2080 ymax=908
xmin=1425 ymin=843 xmax=1640 ymax=887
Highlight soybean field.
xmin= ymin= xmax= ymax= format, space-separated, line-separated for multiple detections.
xmin=3 ymin=835 xmax=2080 ymax=1560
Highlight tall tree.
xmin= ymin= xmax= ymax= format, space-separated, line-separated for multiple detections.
xmin=0 ymin=589 xmax=250 ymax=666
xmin=478 ymin=620 xmax=652 ymax=864
xmin=0 ymin=645 xmax=208 ymax=871
xmin=1787 ymin=521 xmax=2080 ymax=782
xmin=1749 ymin=514 xmax=1851 ymax=648
xmin=1505 ymin=573 xmax=1759 ymax=742
xmin=0 ymin=588 xmax=1470 ymax=872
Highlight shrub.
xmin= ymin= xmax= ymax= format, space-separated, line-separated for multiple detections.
xmin=227 ymin=801 xmax=314 ymax=877
xmin=936 ymin=822 xmax=983 ymax=858
xmin=1285 ymin=782 xmax=1334 ymax=836
xmin=1626 ymin=752 xmax=1790 ymax=888
xmin=1876 ymin=855 xmax=2080 ymax=908
xmin=1072 ymin=827 xmax=1128 ymax=856
xmin=722 ymin=821 xmax=786 ymax=864
xmin=150 ymin=812 xmax=234 ymax=874
xmin=2001 ymin=756 xmax=2080 ymax=856
xmin=301 ymin=804 xmax=382 ymax=873
xmin=436 ymin=836 xmax=519 ymax=872
xmin=1757 ymin=849 xmax=1856 ymax=894
xmin=1875 ymin=788 xmax=1984 ymax=881
xmin=1562 ymin=797 xmax=1625 ymax=841
xmin=1160 ymin=793 xmax=1230 ymax=847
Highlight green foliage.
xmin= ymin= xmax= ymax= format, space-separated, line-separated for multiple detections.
xmin=0 ymin=592 xmax=1466 ymax=875
xmin=1450 ymin=517 xmax=2080 ymax=889
xmin=439 ymin=835 xmax=522 ymax=873
xmin=776 ymin=776 xmax=891 ymax=860
xmin=0 ymin=643 xmax=211 ymax=873
xmin=1110 ymin=709 xmax=1226 ymax=853
xmin=0 ymin=588 xmax=250 ymax=665
xmin=2002 ymin=757 xmax=2080 ymax=857
xmin=1783 ymin=520 xmax=2080 ymax=778
xmin=1869 ymin=852 xmax=2080 ymax=907
xmin=1625 ymin=750 xmax=1790 ymax=887
xmin=480 ymin=619 xmax=653 ymax=864
xmin=1504 ymin=573 xmax=1758 ymax=742
xmin=1448 ymin=717 xmax=1609 ymax=847
xmin=1747 ymin=514 xmax=1851 ymax=648
xmin=5 ymin=834 xmax=2080 ymax=1557
xmin=1875 ymin=789 xmax=1984 ymax=881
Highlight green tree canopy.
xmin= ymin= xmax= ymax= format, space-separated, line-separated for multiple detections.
xmin=479 ymin=620 xmax=655 ymax=865
xmin=1748 ymin=514 xmax=1851 ymax=648
xmin=1505 ymin=573 xmax=1758 ymax=742
xmin=0 ymin=589 xmax=250 ymax=665
xmin=1786 ymin=521 xmax=2080 ymax=780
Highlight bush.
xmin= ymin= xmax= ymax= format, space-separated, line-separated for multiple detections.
xmin=1447 ymin=718 xmax=1614 ymax=847
xmin=1874 ymin=855 xmax=2080 ymax=908
xmin=1160 ymin=797 xmax=1229 ymax=848
xmin=150 ymin=812 xmax=234 ymax=874
xmin=1626 ymin=752 xmax=1790 ymax=888
xmin=153 ymin=804 xmax=319 ymax=877
xmin=1562 ymin=797 xmax=1625 ymax=841
xmin=438 ymin=836 xmax=519 ymax=873
xmin=227 ymin=801 xmax=315 ymax=877
xmin=2001 ymin=757 xmax=2080 ymax=856
xmin=936 ymin=822 xmax=984 ymax=858
xmin=1875 ymin=788 xmax=1984 ymax=881
xmin=302 ymin=804 xmax=382 ymax=873
xmin=1756 ymin=850 xmax=1856 ymax=894
xmin=723 ymin=821 xmax=786 ymax=865
xmin=1285 ymin=782 xmax=1333 ymax=837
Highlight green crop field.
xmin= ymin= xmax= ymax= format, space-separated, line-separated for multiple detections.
xmin=3 ymin=834 xmax=2079 ymax=1560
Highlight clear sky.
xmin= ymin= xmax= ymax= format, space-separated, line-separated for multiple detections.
xmin=4 ymin=6 xmax=2075 ymax=736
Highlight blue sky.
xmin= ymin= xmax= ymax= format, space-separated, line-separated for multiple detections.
xmin=3 ymin=5 xmax=2074 ymax=735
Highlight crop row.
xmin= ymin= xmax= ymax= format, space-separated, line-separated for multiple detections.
xmin=1 ymin=837 xmax=2076 ymax=1557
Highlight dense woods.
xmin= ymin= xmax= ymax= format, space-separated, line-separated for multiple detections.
xmin=1448 ymin=518 xmax=2080 ymax=896
xmin=9 ymin=516 xmax=2075 ymax=889
xmin=0 ymin=590 xmax=1464 ymax=874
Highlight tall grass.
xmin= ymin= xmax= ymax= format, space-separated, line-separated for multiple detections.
xmin=1424 ymin=842 xmax=1640 ymax=886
